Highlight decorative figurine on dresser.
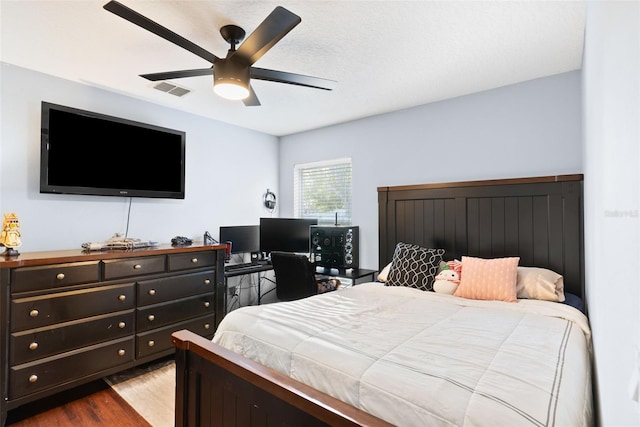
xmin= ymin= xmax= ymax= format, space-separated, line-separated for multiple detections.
xmin=0 ymin=212 xmax=21 ymax=257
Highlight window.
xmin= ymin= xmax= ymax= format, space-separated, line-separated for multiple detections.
xmin=294 ymin=158 xmax=352 ymax=225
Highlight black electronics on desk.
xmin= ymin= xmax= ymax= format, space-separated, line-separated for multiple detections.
xmin=219 ymin=225 xmax=260 ymax=254
xmin=259 ymin=217 xmax=318 ymax=254
xmin=310 ymin=225 xmax=359 ymax=269
xmin=219 ymin=225 xmax=260 ymax=262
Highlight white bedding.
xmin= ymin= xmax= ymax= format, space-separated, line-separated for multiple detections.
xmin=213 ymin=282 xmax=593 ymax=427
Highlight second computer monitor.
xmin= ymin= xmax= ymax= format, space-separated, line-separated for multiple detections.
xmin=219 ymin=225 xmax=260 ymax=254
xmin=259 ymin=217 xmax=318 ymax=254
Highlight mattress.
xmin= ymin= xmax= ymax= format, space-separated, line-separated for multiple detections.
xmin=213 ymin=282 xmax=593 ymax=426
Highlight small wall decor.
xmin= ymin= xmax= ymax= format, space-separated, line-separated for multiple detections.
xmin=0 ymin=212 xmax=22 ymax=257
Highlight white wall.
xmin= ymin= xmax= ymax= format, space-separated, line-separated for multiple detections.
xmin=583 ymin=1 xmax=640 ymax=426
xmin=279 ymin=71 xmax=583 ymax=270
xmin=0 ymin=63 xmax=279 ymax=251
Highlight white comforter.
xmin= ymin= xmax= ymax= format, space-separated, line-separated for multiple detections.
xmin=213 ymin=282 xmax=593 ymax=427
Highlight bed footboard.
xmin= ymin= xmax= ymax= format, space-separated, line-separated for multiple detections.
xmin=171 ymin=330 xmax=393 ymax=427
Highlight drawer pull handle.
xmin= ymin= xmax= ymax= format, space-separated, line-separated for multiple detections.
xmin=29 ymin=309 xmax=39 ymax=318
xmin=191 ymin=258 xmax=198 ymax=263
xmin=148 ymin=289 xmax=156 ymax=296
xmin=204 ymin=323 xmax=210 ymax=330
xmin=29 ymin=374 xmax=38 ymax=383
xmin=147 ymin=340 xmax=155 ymax=347
xmin=118 ymin=322 xmax=126 ymax=329
xmin=29 ymin=342 xmax=39 ymax=351
xmin=204 ymin=301 xmax=210 ymax=308
xmin=118 ymin=349 xmax=126 ymax=356
xmin=56 ymin=273 xmax=65 ymax=280
xmin=118 ymin=295 xmax=126 ymax=302
xmin=147 ymin=314 xmax=155 ymax=322
xmin=133 ymin=264 xmax=142 ymax=270
xmin=204 ymin=279 xmax=211 ymax=285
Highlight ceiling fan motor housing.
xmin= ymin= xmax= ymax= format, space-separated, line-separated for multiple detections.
xmin=213 ymin=60 xmax=250 ymax=99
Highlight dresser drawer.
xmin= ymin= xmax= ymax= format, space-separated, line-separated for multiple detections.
xmin=167 ymin=251 xmax=216 ymax=271
xmin=103 ymin=256 xmax=166 ymax=280
xmin=137 ymin=314 xmax=214 ymax=359
xmin=136 ymin=294 xmax=214 ymax=332
xmin=11 ymin=283 xmax=135 ymax=332
xmin=138 ymin=271 xmax=215 ymax=306
xmin=11 ymin=261 xmax=100 ymax=293
xmin=10 ymin=310 xmax=135 ymax=365
xmin=9 ymin=336 xmax=135 ymax=400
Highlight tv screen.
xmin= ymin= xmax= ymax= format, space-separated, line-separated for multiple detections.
xmin=219 ymin=225 xmax=260 ymax=254
xmin=259 ymin=217 xmax=318 ymax=254
xmin=40 ymin=101 xmax=186 ymax=199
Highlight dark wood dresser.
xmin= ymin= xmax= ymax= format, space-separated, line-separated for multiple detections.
xmin=0 ymin=244 xmax=226 ymax=425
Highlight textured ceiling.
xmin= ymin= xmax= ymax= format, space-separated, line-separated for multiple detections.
xmin=0 ymin=1 xmax=586 ymax=136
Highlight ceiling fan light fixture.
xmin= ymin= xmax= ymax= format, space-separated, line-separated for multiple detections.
xmin=213 ymin=60 xmax=250 ymax=100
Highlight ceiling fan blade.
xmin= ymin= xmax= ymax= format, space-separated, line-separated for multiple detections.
xmin=103 ymin=0 xmax=219 ymax=64
xmin=251 ymin=67 xmax=336 ymax=91
xmin=243 ymin=86 xmax=261 ymax=106
xmin=231 ymin=6 xmax=301 ymax=66
xmin=140 ymin=68 xmax=213 ymax=81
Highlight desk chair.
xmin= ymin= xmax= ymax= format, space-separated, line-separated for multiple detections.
xmin=270 ymin=252 xmax=338 ymax=301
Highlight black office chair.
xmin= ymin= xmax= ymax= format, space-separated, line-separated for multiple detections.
xmin=270 ymin=251 xmax=338 ymax=301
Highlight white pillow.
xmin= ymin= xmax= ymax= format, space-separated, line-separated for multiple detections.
xmin=516 ymin=266 xmax=565 ymax=302
xmin=377 ymin=262 xmax=392 ymax=282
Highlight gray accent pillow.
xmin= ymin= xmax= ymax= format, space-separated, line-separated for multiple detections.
xmin=385 ymin=242 xmax=445 ymax=291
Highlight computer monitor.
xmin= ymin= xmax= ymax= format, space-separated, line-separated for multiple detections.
xmin=219 ymin=225 xmax=260 ymax=254
xmin=259 ymin=217 xmax=318 ymax=254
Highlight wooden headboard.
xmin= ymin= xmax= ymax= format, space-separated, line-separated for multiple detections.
xmin=378 ymin=174 xmax=584 ymax=301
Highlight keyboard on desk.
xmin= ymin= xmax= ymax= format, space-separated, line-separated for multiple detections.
xmin=225 ymin=261 xmax=270 ymax=273
xmin=225 ymin=262 xmax=255 ymax=271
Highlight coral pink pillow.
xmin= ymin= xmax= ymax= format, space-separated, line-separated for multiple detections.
xmin=454 ymin=256 xmax=520 ymax=302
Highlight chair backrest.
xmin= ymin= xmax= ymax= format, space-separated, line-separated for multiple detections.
xmin=270 ymin=251 xmax=317 ymax=301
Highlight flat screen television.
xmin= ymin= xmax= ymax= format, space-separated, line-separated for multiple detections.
xmin=259 ymin=217 xmax=318 ymax=254
xmin=40 ymin=101 xmax=186 ymax=199
xmin=219 ymin=225 xmax=260 ymax=254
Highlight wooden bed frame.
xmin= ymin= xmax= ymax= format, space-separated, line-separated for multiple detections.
xmin=172 ymin=174 xmax=585 ymax=426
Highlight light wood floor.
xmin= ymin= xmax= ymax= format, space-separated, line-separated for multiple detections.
xmin=5 ymin=380 xmax=152 ymax=427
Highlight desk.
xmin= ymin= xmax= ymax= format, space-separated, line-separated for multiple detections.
xmin=224 ymin=264 xmax=377 ymax=310
xmin=315 ymin=267 xmax=378 ymax=285
xmin=224 ymin=263 xmax=273 ymax=308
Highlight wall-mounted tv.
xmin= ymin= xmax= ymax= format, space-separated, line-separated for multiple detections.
xmin=40 ymin=101 xmax=186 ymax=199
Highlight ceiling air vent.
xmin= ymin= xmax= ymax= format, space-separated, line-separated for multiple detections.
xmin=152 ymin=81 xmax=191 ymax=97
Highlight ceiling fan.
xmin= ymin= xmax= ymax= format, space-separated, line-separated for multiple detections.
xmin=103 ymin=1 xmax=336 ymax=106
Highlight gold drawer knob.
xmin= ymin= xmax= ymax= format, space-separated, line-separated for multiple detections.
xmin=191 ymin=258 xmax=198 ymax=263
xmin=118 ymin=295 xmax=126 ymax=301
xmin=148 ymin=289 xmax=156 ymax=296
xmin=203 ymin=279 xmax=211 ymax=285
xmin=29 ymin=374 xmax=38 ymax=383
xmin=147 ymin=314 xmax=155 ymax=322
xmin=204 ymin=301 xmax=210 ymax=308
xmin=118 ymin=322 xmax=126 ymax=329
xmin=133 ymin=264 xmax=142 ymax=270
xmin=29 ymin=309 xmax=39 ymax=318
xmin=147 ymin=340 xmax=155 ymax=347
xmin=29 ymin=342 xmax=38 ymax=351
xmin=204 ymin=323 xmax=210 ymax=330
xmin=56 ymin=273 xmax=65 ymax=280
xmin=118 ymin=349 xmax=126 ymax=356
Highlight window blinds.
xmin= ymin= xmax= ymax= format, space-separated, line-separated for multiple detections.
xmin=294 ymin=158 xmax=352 ymax=225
